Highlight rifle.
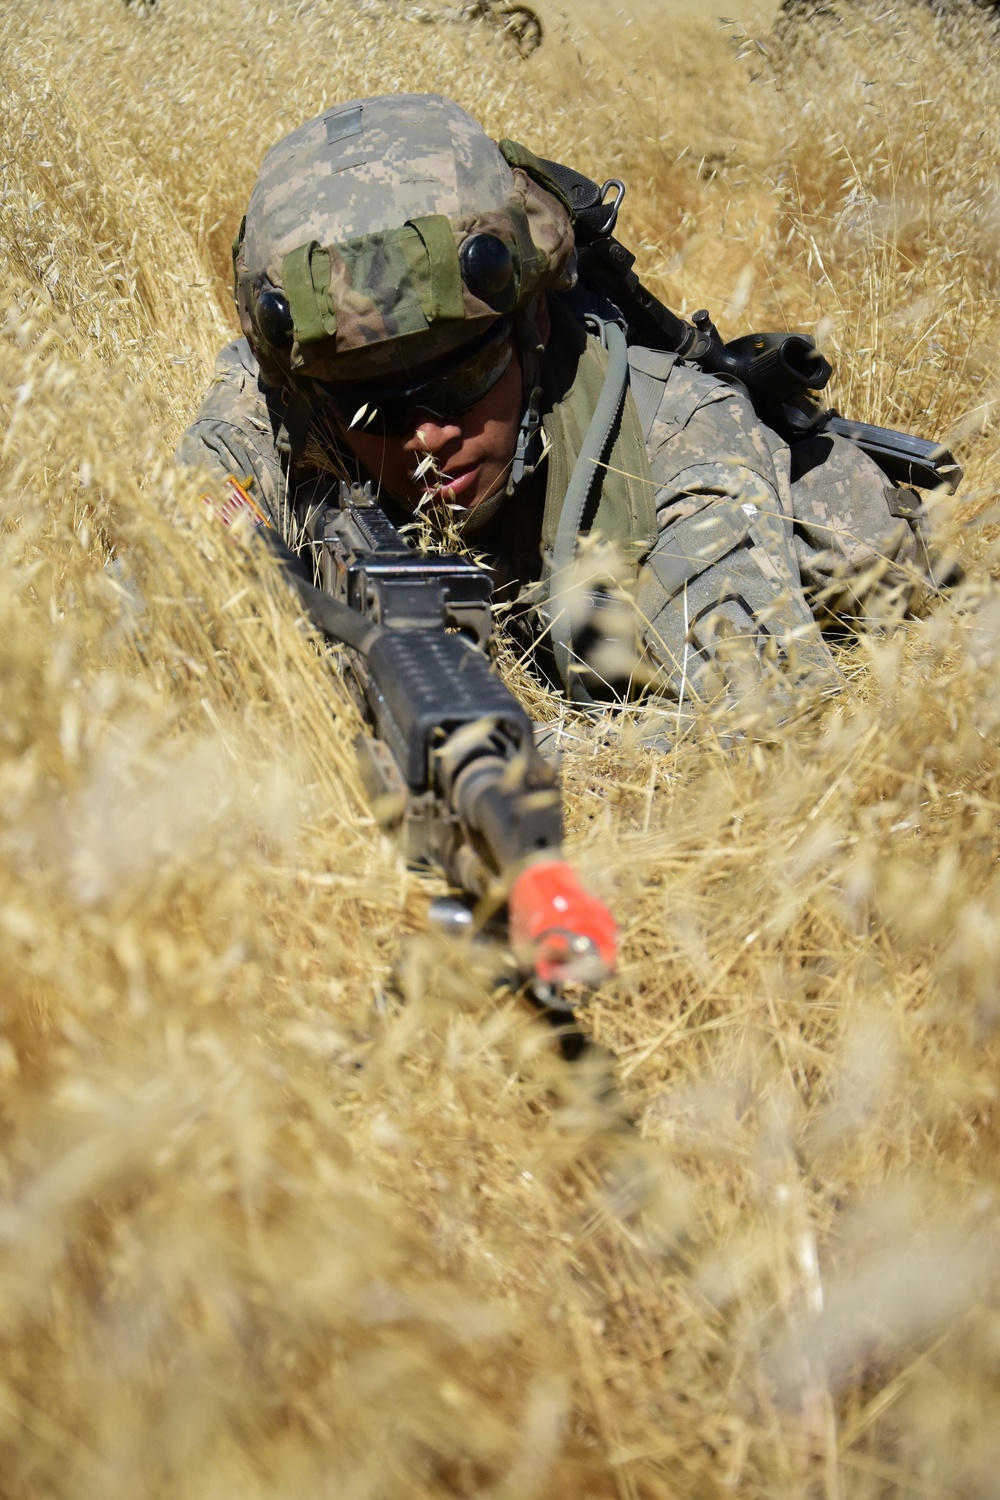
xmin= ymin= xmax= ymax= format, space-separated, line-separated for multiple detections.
xmin=251 ymin=478 xmax=617 ymax=1014
xmin=537 ymin=157 xmax=963 ymax=494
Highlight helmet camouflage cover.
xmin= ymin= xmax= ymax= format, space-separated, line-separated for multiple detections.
xmin=233 ymin=93 xmax=577 ymax=385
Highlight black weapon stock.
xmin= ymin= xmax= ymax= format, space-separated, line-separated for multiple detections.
xmin=539 ymin=156 xmax=962 ymax=494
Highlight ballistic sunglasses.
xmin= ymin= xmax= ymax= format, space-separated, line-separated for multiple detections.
xmin=313 ymin=317 xmax=514 ymax=439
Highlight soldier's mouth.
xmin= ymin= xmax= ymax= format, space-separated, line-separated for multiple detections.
xmin=421 ymin=462 xmax=482 ymax=506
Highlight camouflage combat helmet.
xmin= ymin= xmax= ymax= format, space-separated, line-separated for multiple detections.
xmin=233 ymin=93 xmax=577 ymax=390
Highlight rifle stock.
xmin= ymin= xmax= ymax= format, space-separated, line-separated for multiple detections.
xmin=539 ymin=155 xmax=962 ymax=492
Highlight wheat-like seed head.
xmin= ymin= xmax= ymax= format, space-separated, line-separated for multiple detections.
xmin=1 ymin=0 xmax=999 ymax=1494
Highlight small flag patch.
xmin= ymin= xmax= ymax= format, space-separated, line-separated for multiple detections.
xmin=203 ymin=475 xmax=270 ymax=531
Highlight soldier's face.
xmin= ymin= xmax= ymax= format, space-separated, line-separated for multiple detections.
xmin=335 ymin=339 xmax=525 ymax=513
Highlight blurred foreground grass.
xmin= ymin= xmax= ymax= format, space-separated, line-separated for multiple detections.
xmin=1 ymin=0 xmax=1000 ymax=1495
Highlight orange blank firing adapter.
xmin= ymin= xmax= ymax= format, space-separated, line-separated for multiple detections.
xmin=508 ymin=860 xmax=618 ymax=988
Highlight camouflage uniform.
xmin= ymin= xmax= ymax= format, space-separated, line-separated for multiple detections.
xmin=178 ymin=93 xmax=936 ymax=721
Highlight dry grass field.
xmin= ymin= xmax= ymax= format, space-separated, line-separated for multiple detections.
xmin=2 ymin=0 xmax=1000 ymax=1495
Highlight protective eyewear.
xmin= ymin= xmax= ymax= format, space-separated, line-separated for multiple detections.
xmin=314 ymin=318 xmax=513 ymax=438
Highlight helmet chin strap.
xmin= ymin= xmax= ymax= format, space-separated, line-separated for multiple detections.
xmin=507 ymin=297 xmax=547 ymax=494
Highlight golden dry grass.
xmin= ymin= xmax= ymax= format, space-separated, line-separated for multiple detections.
xmin=2 ymin=0 xmax=1000 ymax=1495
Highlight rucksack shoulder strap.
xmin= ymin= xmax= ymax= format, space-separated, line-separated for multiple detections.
xmin=627 ymin=344 xmax=681 ymax=441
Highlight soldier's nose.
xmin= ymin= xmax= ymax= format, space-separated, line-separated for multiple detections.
xmin=405 ymin=417 xmax=462 ymax=453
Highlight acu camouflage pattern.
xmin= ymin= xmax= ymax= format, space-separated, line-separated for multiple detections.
xmin=634 ymin=360 xmax=839 ymax=703
xmin=506 ymin=307 xmax=935 ymax=710
xmin=235 ymin=94 xmax=575 ymax=384
xmin=182 ymin=70 xmax=943 ymax=724
xmin=787 ymin=432 xmax=938 ymax=622
xmin=177 ymin=324 xmax=940 ymax=723
xmin=632 ymin=362 xmax=941 ymax=708
xmin=175 ymin=339 xmax=292 ymax=531
xmin=511 ymin=313 xmax=838 ymax=706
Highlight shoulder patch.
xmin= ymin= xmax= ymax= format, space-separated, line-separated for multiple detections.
xmin=203 ymin=474 xmax=271 ymax=533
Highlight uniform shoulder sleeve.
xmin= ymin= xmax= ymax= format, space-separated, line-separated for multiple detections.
xmin=175 ymin=338 xmax=287 ymax=529
xmin=626 ymin=345 xmax=680 ymax=440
